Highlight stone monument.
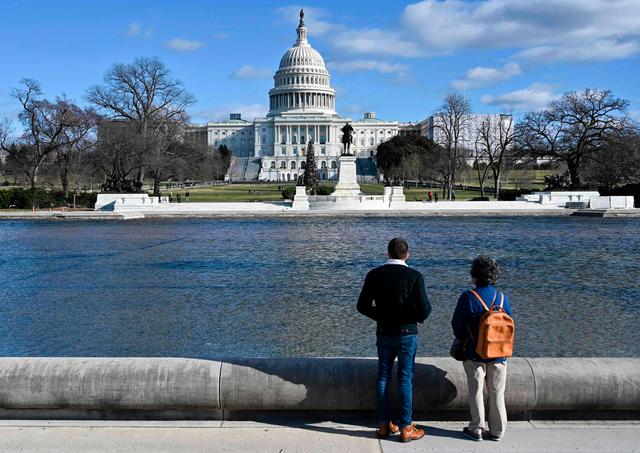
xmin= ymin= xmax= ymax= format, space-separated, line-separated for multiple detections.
xmin=331 ymin=122 xmax=361 ymax=198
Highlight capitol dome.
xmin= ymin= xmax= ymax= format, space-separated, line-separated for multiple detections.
xmin=268 ymin=10 xmax=336 ymax=116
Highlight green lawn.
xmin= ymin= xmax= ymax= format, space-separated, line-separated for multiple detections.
xmin=164 ymin=182 xmax=497 ymax=202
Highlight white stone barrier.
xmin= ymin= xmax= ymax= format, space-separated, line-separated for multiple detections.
xmin=0 ymin=357 xmax=639 ymax=419
xmin=589 ymin=196 xmax=635 ymax=209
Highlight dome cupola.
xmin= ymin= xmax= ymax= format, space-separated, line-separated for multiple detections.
xmin=268 ymin=10 xmax=336 ymax=116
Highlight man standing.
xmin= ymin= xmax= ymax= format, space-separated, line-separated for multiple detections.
xmin=357 ymin=238 xmax=432 ymax=442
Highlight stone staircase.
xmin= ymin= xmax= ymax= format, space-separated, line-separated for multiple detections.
xmin=228 ymin=157 xmax=261 ymax=182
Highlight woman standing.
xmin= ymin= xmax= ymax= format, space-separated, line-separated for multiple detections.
xmin=452 ymin=256 xmax=513 ymax=442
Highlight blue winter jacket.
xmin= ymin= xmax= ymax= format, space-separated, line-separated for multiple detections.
xmin=451 ymin=285 xmax=513 ymax=363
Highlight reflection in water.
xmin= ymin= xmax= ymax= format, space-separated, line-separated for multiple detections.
xmin=0 ymin=217 xmax=638 ymax=358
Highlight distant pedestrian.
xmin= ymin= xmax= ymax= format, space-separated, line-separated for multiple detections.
xmin=452 ymin=190 xmax=456 ymax=201
xmin=176 ymin=194 xmax=182 ymax=203
xmin=357 ymin=238 xmax=432 ymax=443
xmin=185 ymin=192 xmax=190 ymax=202
xmin=451 ymin=256 xmax=514 ymax=442
xmin=428 ymin=191 xmax=433 ymax=202
xmin=168 ymin=195 xmax=173 ymax=203
xmin=434 ymin=192 xmax=439 ymax=203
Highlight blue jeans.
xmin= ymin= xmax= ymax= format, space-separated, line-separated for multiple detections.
xmin=376 ymin=334 xmax=418 ymax=429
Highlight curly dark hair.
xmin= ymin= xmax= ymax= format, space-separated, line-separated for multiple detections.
xmin=470 ymin=256 xmax=501 ymax=286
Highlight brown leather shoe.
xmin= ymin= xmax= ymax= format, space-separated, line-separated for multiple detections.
xmin=400 ymin=423 xmax=425 ymax=442
xmin=376 ymin=421 xmax=400 ymax=439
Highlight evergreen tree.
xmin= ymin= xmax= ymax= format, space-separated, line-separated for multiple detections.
xmin=304 ymin=138 xmax=319 ymax=195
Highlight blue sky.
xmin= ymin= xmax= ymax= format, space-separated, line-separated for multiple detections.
xmin=1 ymin=0 xmax=639 ymax=125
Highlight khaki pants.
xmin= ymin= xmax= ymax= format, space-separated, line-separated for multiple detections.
xmin=463 ymin=360 xmax=507 ymax=438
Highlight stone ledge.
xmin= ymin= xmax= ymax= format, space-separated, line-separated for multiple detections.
xmin=0 ymin=357 xmax=638 ymax=419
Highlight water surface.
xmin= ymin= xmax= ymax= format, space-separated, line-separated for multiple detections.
xmin=0 ymin=217 xmax=638 ymax=358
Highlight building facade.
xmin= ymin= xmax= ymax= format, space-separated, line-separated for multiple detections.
xmin=187 ymin=11 xmax=417 ymax=182
xmin=187 ymin=10 xmax=510 ymax=181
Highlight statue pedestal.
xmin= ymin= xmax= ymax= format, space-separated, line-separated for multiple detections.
xmin=291 ymin=186 xmax=310 ymax=210
xmin=331 ymin=154 xmax=361 ymax=198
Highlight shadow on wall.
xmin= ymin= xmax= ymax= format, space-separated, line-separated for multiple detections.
xmin=221 ymin=357 xmax=459 ymax=439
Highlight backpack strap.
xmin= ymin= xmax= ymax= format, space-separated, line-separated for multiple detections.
xmin=497 ymin=292 xmax=504 ymax=309
xmin=469 ymin=289 xmax=498 ymax=312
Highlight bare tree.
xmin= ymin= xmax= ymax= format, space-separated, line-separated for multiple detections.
xmin=516 ymin=88 xmax=629 ymax=189
xmin=56 ymin=106 xmax=97 ymax=197
xmin=434 ymin=93 xmax=471 ymax=199
xmin=475 ymin=114 xmax=515 ymax=198
xmin=0 ymin=79 xmax=78 ymax=189
xmin=87 ymin=57 xmax=195 ymax=194
xmin=472 ymin=131 xmax=492 ymax=198
xmin=583 ymin=124 xmax=640 ymax=188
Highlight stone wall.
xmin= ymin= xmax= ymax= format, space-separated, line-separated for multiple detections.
xmin=0 ymin=357 xmax=638 ymax=420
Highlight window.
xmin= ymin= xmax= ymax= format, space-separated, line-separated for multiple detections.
xmin=270 ymin=161 xmax=276 ymax=169
xmin=360 ymin=139 xmax=365 ymax=146
xmin=321 ymin=161 xmax=327 ymax=169
xmin=280 ymin=161 xmax=286 ymax=169
xmin=291 ymin=161 xmax=296 ymax=169
xmin=281 ymin=146 xmax=286 ymax=155
xmin=319 ymin=125 xmax=327 ymax=144
xmin=301 ymin=161 xmax=306 ymax=169
xmin=240 ymin=139 xmax=245 ymax=145
xmin=261 ymin=135 xmax=266 ymax=144
xmin=280 ymin=126 xmax=287 ymax=144
xmin=293 ymin=147 xmax=298 ymax=155
xmin=321 ymin=146 xmax=326 ymax=155
xmin=331 ymin=161 xmax=337 ymax=169
xmin=369 ymin=137 xmax=374 ymax=145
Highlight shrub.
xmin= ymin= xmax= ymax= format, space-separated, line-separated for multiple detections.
xmin=315 ymin=185 xmax=333 ymax=195
xmin=470 ymin=196 xmax=490 ymax=201
xmin=0 ymin=188 xmax=97 ymax=209
xmin=498 ymin=189 xmax=533 ymax=201
xmin=281 ymin=186 xmax=297 ymax=200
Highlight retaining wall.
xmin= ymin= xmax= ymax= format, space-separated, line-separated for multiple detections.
xmin=0 ymin=357 xmax=638 ymax=420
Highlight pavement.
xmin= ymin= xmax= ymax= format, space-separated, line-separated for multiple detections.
xmin=0 ymin=420 xmax=638 ymax=452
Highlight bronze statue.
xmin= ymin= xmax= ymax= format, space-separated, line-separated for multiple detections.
xmin=341 ymin=122 xmax=354 ymax=155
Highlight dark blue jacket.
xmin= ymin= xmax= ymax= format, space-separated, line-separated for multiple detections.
xmin=451 ymin=285 xmax=513 ymax=363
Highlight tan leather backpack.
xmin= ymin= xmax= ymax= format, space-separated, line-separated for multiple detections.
xmin=470 ymin=289 xmax=514 ymax=359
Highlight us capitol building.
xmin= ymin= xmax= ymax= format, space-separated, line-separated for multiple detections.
xmin=187 ymin=10 xmax=510 ymax=182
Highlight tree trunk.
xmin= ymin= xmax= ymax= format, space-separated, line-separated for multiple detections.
xmin=153 ymin=176 xmax=161 ymax=196
xmin=475 ymin=160 xmax=485 ymax=197
xmin=30 ymin=164 xmax=39 ymax=189
xmin=61 ymin=175 xmax=69 ymax=199
xmin=567 ymin=161 xmax=581 ymax=189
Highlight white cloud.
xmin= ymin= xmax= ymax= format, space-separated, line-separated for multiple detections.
xmin=517 ymin=40 xmax=640 ymax=63
xmin=331 ymin=29 xmax=424 ymax=58
xmin=328 ymin=59 xmax=414 ymax=84
xmin=125 ymin=22 xmax=152 ymax=38
xmin=481 ymin=83 xmax=559 ymax=111
xmin=212 ymin=32 xmax=230 ymax=40
xmin=231 ymin=65 xmax=272 ymax=80
xmin=166 ymin=38 xmax=203 ymax=52
xmin=276 ymin=6 xmax=335 ymax=35
xmin=402 ymin=0 xmax=640 ymax=62
xmin=328 ymin=60 xmax=410 ymax=75
xmin=193 ymin=104 xmax=268 ymax=123
xmin=453 ymin=62 xmax=521 ymax=90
